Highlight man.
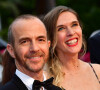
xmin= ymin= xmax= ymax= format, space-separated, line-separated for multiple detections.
xmin=0 ymin=15 xmax=62 ymax=90
xmin=88 ymin=30 xmax=100 ymax=64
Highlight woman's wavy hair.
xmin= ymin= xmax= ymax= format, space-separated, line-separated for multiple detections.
xmin=43 ymin=6 xmax=86 ymax=87
xmin=2 ymin=14 xmax=37 ymax=84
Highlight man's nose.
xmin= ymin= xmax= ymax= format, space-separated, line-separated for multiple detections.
xmin=30 ymin=42 xmax=39 ymax=52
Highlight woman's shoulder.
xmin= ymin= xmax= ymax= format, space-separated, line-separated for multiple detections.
xmin=91 ymin=63 xmax=100 ymax=73
xmin=91 ymin=63 xmax=100 ymax=81
xmin=80 ymin=60 xmax=100 ymax=79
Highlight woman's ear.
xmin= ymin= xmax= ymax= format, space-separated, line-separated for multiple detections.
xmin=7 ymin=44 xmax=15 ymax=58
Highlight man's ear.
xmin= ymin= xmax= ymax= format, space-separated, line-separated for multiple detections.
xmin=48 ymin=40 xmax=51 ymax=48
xmin=7 ymin=44 xmax=15 ymax=58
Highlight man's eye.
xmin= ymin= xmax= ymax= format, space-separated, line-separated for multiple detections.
xmin=21 ymin=40 xmax=29 ymax=44
xmin=39 ymin=39 xmax=45 ymax=42
xmin=58 ymin=27 xmax=65 ymax=31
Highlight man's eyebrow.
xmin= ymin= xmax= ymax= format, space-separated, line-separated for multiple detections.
xmin=19 ymin=37 xmax=30 ymax=42
xmin=37 ymin=36 xmax=46 ymax=38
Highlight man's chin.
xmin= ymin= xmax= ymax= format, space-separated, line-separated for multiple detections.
xmin=26 ymin=63 xmax=44 ymax=73
xmin=27 ymin=67 xmax=43 ymax=73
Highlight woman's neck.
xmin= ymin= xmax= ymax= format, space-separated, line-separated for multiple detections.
xmin=58 ymin=53 xmax=80 ymax=71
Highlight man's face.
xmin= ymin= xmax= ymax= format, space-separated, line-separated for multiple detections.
xmin=8 ymin=18 xmax=50 ymax=73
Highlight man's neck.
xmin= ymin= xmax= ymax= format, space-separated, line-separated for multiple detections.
xmin=17 ymin=69 xmax=44 ymax=81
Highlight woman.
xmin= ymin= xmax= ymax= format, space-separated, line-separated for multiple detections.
xmin=43 ymin=6 xmax=100 ymax=90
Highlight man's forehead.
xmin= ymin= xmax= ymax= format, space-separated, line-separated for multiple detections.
xmin=12 ymin=18 xmax=43 ymax=28
xmin=12 ymin=18 xmax=47 ymax=38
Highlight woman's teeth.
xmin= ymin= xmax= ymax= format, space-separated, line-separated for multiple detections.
xmin=66 ymin=39 xmax=77 ymax=45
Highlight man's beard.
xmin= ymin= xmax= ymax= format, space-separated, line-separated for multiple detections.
xmin=14 ymin=49 xmax=48 ymax=73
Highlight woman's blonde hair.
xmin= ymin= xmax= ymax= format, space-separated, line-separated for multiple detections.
xmin=43 ymin=6 xmax=86 ymax=87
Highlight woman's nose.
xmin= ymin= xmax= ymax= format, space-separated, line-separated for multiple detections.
xmin=66 ymin=28 xmax=75 ymax=36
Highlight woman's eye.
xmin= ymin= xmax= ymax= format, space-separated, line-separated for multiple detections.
xmin=72 ymin=23 xmax=78 ymax=27
xmin=58 ymin=27 xmax=65 ymax=31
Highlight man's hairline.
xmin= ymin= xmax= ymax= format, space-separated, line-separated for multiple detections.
xmin=10 ymin=16 xmax=49 ymax=46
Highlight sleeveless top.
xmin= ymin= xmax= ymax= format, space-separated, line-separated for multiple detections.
xmin=89 ymin=63 xmax=100 ymax=84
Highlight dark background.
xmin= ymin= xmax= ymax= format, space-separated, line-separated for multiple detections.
xmin=0 ymin=0 xmax=100 ymax=42
xmin=0 ymin=0 xmax=100 ymax=85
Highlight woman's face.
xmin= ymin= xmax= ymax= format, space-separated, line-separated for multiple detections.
xmin=56 ymin=11 xmax=82 ymax=55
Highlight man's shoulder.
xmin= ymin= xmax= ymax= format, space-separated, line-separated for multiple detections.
xmin=0 ymin=80 xmax=17 ymax=90
xmin=0 ymin=74 xmax=28 ymax=90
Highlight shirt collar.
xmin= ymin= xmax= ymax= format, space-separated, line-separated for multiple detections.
xmin=15 ymin=69 xmax=46 ymax=90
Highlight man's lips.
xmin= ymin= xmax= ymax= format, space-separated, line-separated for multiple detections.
xmin=26 ymin=52 xmax=44 ymax=62
xmin=27 ymin=56 xmax=42 ymax=62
